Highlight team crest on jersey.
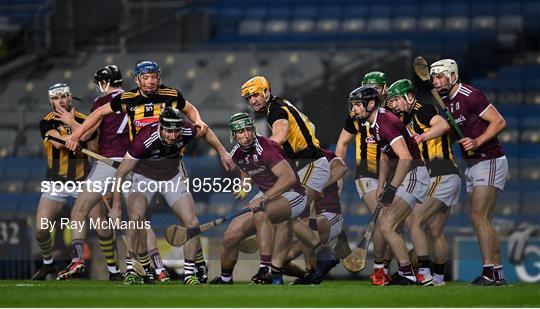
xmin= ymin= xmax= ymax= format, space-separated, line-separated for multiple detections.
xmin=365 ymin=136 xmax=376 ymax=144
xmin=253 ymin=154 xmax=258 ymax=162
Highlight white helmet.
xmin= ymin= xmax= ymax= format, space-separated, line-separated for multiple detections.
xmin=430 ymin=59 xmax=459 ymax=86
xmin=48 ymin=83 xmax=71 ymax=98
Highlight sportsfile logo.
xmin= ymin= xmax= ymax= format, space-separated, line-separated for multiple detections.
xmin=41 ymin=177 xmax=252 ymax=195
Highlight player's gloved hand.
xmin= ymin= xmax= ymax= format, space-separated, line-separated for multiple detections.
xmin=233 ymin=187 xmax=249 ymax=200
xmin=379 ymin=183 xmax=397 ymax=205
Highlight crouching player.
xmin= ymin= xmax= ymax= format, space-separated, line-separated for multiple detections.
xmin=110 ymin=107 xmax=233 ymax=285
xmin=210 ymin=113 xmax=307 ymax=285
xmin=286 ymin=148 xmax=348 ymax=284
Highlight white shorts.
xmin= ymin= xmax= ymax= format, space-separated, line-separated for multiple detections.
xmin=355 ymin=177 xmax=378 ymax=199
xmin=321 ymin=211 xmax=343 ymax=249
xmin=86 ymin=158 xmax=122 ymax=193
xmin=252 ymin=190 xmax=307 ymax=219
xmin=396 ymin=166 xmax=430 ymax=207
xmin=465 ymin=156 xmax=508 ymax=194
xmin=427 ymin=174 xmax=462 ymax=207
xmin=297 ymin=157 xmax=330 ymax=193
xmin=125 ymin=169 xmax=189 ymax=207
xmin=41 ymin=187 xmax=79 ymax=204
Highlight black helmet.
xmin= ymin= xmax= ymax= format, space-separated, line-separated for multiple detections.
xmin=159 ymin=107 xmax=184 ymax=130
xmin=94 ymin=65 xmax=123 ymax=92
xmin=349 ymin=86 xmax=380 ymax=107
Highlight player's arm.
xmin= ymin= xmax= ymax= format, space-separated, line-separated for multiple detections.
xmin=65 ymin=103 xmax=114 ymax=150
xmin=377 ymin=152 xmax=390 ymax=196
xmin=44 ymin=129 xmax=64 ymax=149
xmin=270 ymin=119 xmax=289 ymax=145
xmin=460 ymin=105 xmax=507 ymax=151
xmin=415 ymin=115 xmax=450 ymax=143
xmin=388 ymin=137 xmax=412 ymax=188
xmin=40 ymin=118 xmax=64 ymax=149
xmin=110 ymin=152 xmax=138 ymax=220
xmin=262 ymin=160 xmax=297 ymax=201
xmin=201 ymin=127 xmax=235 ymax=171
xmin=182 ymin=100 xmax=208 ymax=136
xmin=325 ymin=157 xmax=348 ymax=188
xmin=335 ymin=129 xmax=354 ymax=160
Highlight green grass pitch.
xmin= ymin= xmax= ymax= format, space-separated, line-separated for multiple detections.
xmin=1 ymin=280 xmax=539 ymax=307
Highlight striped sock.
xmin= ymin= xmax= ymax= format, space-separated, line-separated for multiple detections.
xmin=149 ymin=248 xmax=164 ymax=273
xmin=138 ymin=251 xmax=151 ymax=270
xmin=195 ymin=248 xmax=206 ymax=266
xmin=184 ymin=259 xmax=196 ymax=278
xmin=99 ymin=234 xmax=119 ymax=273
xmin=260 ymin=254 xmax=272 ymax=269
xmin=494 ymin=265 xmax=505 ymax=281
xmin=36 ymin=233 xmax=53 ymax=264
xmin=482 ymin=264 xmax=495 ymax=280
xmin=71 ymin=238 xmax=84 ymax=261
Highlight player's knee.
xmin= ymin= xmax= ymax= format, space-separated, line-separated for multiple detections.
xmin=184 ymin=216 xmax=199 ymax=228
xmin=222 ymin=229 xmax=242 ymax=247
xmin=252 ymin=210 xmax=269 ymax=224
xmin=129 ymin=211 xmax=145 ymax=222
xmin=469 ymin=210 xmax=488 ymax=226
xmin=34 ymin=226 xmax=49 ymax=239
xmin=378 ymin=218 xmax=393 ymax=236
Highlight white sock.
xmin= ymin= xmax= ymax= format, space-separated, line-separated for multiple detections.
xmin=156 ymin=268 xmax=165 ymax=275
xmin=43 ymin=258 xmax=53 ymax=265
xmin=374 ymin=263 xmax=384 ymax=270
xmin=433 ymin=273 xmax=444 ymax=283
xmin=107 ymin=265 xmax=120 ymax=273
xmin=220 ymin=275 xmax=232 ymax=282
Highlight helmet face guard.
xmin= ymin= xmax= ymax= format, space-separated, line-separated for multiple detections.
xmin=386 ymin=79 xmax=416 ymax=113
xmin=48 ymin=83 xmax=72 ymax=111
xmin=159 ymin=107 xmax=184 ymax=147
xmin=348 ymin=86 xmax=380 ymax=120
xmin=229 ymin=112 xmax=256 ymax=151
xmin=430 ymin=59 xmax=459 ymax=96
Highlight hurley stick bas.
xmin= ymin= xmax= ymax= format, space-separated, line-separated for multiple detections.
xmin=166 ymin=202 xmax=267 ymax=247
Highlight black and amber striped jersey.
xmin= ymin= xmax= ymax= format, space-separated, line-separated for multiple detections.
xmin=406 ymin=101 xmax=459 ymax=177
xmin=343 ymin=113 xmax=380 ymax=179
xmin=265 ymin=96 xmax=324 ymax=169
xmin=109 ymin=84 xmax=186 ymax=140
xmin=39 ymin=111 xmax=93 ymax=182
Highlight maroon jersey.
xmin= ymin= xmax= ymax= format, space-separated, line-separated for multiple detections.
xmin=313 ymin=149 xmax=341 ymax=215
xmin=127 ymin=122 xmax=196 ymax=180
xmin=91 ymin=90 xmax=130 ymax=158
xmin=442 ymin=83 xmax=505 ymax=164
xmin=370 ymin=108 xmax=423 ymax=168
xmin=231 ymin=135 xmax=305 ymax=195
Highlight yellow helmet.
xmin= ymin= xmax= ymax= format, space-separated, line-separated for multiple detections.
xmin=241 ymin=76 xmax=271 ymax=102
